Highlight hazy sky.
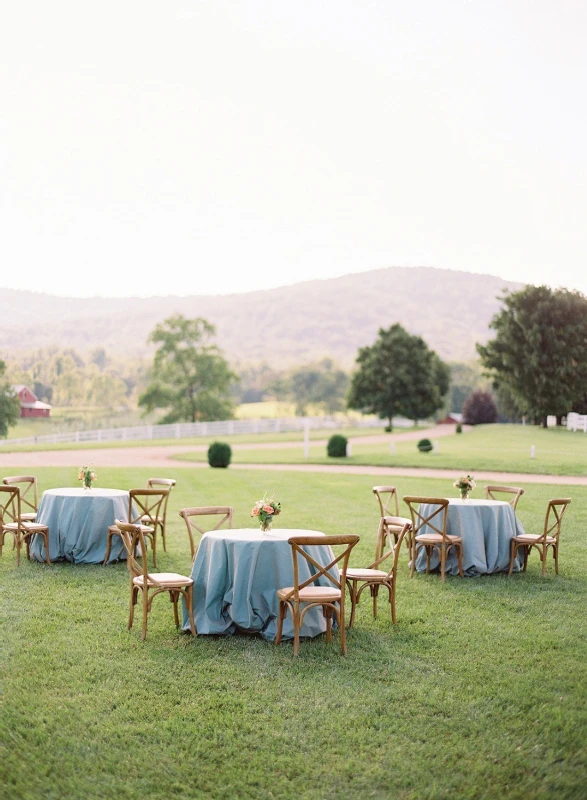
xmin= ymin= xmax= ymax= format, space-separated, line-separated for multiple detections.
xmin=2 ymin=1 xmax=586 ymax=299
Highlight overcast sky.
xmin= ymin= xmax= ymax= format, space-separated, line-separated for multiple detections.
xmin=1 ymin=1 xmax=586 ymax=299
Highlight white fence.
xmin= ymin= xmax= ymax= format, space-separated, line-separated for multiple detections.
xmin=0 ymin=414 xmax=418 ymax=448
xmin=566 ymin=412 xmax=587 ymax=432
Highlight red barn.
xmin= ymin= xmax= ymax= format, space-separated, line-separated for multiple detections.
xmin=12 ymin=385 xmax=52 ymax=418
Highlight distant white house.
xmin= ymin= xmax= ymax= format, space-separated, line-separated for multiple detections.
xmin=11 ymin=385 xmax=52 ymax=418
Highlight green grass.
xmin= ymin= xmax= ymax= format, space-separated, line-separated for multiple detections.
xmin=174 ymin=424 xmax=587 ymax=476
xmin=1 ymin=467 xmax=586 ymax=799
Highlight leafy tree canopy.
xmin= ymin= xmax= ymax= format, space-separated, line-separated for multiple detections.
xmin=139 ymin=315 xmax=237 ymax=423
xmin=477 ymin=286 xmax=587 ymax=426
xmin=462 ymin=389 xmax=498 ymax=425
xmin=0 ymin=360 xmax=21 ymax=438
xmin=346 ymin=324 xmax=449 ymax=429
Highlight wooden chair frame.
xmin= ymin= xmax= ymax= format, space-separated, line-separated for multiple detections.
xmin=104 ymin=488 xmax=169 ymax=568
xmin=403 ymin=496 xmax=464 ymax=582
xmin=346 ymin=516 xmax=411 ymax=627
xmin=373 ymin=486 xmax=400 ymax=558
xmin=0 ymin=485 xmax=50 ymax=566
xmin=485 ymin=484 xmax=524 ymax=511
xmin=145 ymin=478 xmax=176 ymax=552
xmin=275 ymin=534 xmax=359 ymax=657
xmin=115 ymin=521 xmax=196 ymax=640
xmin=2 ymin=475 xmax=38 ymax=521
xmin=508 ymin=498 xmax=571 ymax=577
xmin=178 ymin=506 xmax=233 ymax=561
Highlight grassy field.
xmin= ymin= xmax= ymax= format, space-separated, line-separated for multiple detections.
xmin=173 ymin=424 xmax=587 ymax=477
xmin=1 ymin=466 xmax=586 ymax=799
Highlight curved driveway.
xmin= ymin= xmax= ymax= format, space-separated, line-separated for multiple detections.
xmin=0 ymin=425 xmax=585 ymax=486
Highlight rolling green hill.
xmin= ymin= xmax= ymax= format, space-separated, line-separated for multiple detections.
xmin=0 ymin=266 xmax=522 ymax=366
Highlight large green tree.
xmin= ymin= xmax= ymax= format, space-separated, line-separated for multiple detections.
xmin=347 ymin=324 xmax=449 ymax=429
xmin=0 ymin=361 xmax=21 ymax=438
xmin=139 ymin=315 xmax=237 ymax=423
xmin=477 ymin=286 xmax=587 ymax=427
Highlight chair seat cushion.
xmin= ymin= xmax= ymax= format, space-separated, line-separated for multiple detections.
xmin=20 ymin=513 xmax=37 ymax=522
xmin=109 ymin=524 xmax=154 ymax=534
xmin=346 ymin=568 xmax=389 ymax=580
xmin=277 ymin=586 xmax=341 ymax=602
xmin=133 ymin=573 xmax=193 ymax=588
xmin=415 ymin=533 xmax=461 ymax=543
xmin=4 ymin=521 xmax=48 ymax=532
xmin=141 ymin=515 xmax=163 ymax=524
xmin=514 ymin=534 xmax=556 ymax=544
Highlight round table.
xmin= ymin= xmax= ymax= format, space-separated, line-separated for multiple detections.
xmin=415 ymin=498 xmax=527 ymax=577
xmin=29 ymin=488 xmax=130 ymax=564
xmin=182 ymin=528 xmax=338 ymax=641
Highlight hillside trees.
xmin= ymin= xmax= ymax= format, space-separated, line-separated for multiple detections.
xmin=269 ymin=359 xmax=349 ymax=415
xmin=477 ymin=286 xmax=587 ymax=426
xmin=347 ymin=324 xmax=449 ymax=429
xmin=139 ymin=315 xmax=237 ymax=423
xmin=0 ymin=360 xmax=21 ymax=437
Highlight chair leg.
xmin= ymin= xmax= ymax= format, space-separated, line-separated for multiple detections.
xmin=390 ymin=583 xmax=396 ymax=624
xmin=171 ymin=590 xmax=180 ymax=627
xmin=371 ymin=584 xmax=379 ymax=618
xmin=185 ymin=585 xmax=196 ymax=636
xmin=338 ymin=602 xmax=347 ymax=656
xmin=160 ymin=521 xmax=167 ymax=552
xmin=409 ymin=542 xmax=416 ymax=578
xmin=347 ymin=580 xmax=358 ymax=628
xmin=440 ymin=545 xmax=446 ymax=583
xmin=129 ymin=585 xmax=138 ymax=630
xmin=151 ymin=533 xmax=158 ymax=570
xmin=541 ymin=546 xmax=547 ymax=576
xmin=275 ymin=602 xmax=286 ymax=645
xmin=456 ymin=544 xmax=464 ymax=578
xmin=523 ymin=546 xmax=529 ymax=572
xmin=554 ymin=545 xmax=559 ymax=575
xmin=324 ymin=606 xmax=333 ymax=642
xmin=103 ymin=530 xmax=114 ymax=565
xmin=15 ymin=535 xmax=21 ymax=567
xmin=508 ymin=541 xmax=517 ymax=576
xmin=141 ymin=589 xmax=149 ymax=640
xmin=293 ymin=603 xmax=300 ymax=657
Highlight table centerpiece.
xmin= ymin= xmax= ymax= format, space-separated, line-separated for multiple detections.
xmin=454 ymin=474 xmax=475 ymax=501
xmin=78 ymin=466 xmax=97 ymax=491
xmin=251 ymin=494 xmax=281 ymax=533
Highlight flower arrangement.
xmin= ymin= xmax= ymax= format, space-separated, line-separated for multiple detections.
xmin=454 ymin=474 xmax=475 ymax=499
xmin=78 ymin=466 xmax=97 ymax=490
xmin=251 ymin=493 xmax=281 ymax=532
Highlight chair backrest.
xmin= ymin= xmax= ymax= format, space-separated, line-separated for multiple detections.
xmin=372 ymin=486 xmax=399 ymax=518
xmin=146 ymin=478 xmax=176 ymax=520
xmin=0 ymin=485 xmax=20 ymax=526
xmin=485 ymin=484 xmax=524 ymax=510
xmin=403 ymin=496 xmax=450 ymax=540
xmin=283 ymin=535 xmax=360 ymax=603
xmin=128 ymin=489 xmax=169 ymax=526
xmin=537 ymin=498 xmax=571 ymax=543
xmin=2 ymin=476 xmax=37 ymax=515
xmin=179 ymin=506 xmax=234 ymax=560
xmin=371 ymin=516 xmax=412 ymax=577
xmin=115 ymin=520 xmax=167 ymax=588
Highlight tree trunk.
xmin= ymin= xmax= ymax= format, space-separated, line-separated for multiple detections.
xmin=541 ymin=417 xmax=547 ymax=428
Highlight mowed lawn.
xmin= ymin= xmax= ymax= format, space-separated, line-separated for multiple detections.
xmin=174 ymin=424 xmax=587 ymax=476
xmin=1 ymin=466 xmax=586 ymax=799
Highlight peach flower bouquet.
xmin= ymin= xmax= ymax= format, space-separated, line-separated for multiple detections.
xmin=251 ymin=494 xmax=281 ymax=533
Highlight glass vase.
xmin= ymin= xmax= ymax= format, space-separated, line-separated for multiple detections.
xmin=260 ymin=516 xmax=273 ymax=533
xmin=460 ymin=490 xmax=469 ymax=501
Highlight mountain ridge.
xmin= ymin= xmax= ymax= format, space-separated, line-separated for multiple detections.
xmin=0 ymin=266 xmax=523 ymax=366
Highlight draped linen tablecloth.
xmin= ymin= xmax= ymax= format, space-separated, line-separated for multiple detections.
xmin=29 ymin=487 xmax=130 ymax=564
xmin=415 ymin=498 xmax=526 ymax=577
xmin=182 ymin=528 xmax=338 ymax=641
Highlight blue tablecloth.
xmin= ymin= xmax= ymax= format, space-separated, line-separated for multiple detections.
xmin=182 ymin=528 xmax=339 ymax=641
xmin=416 ymin=498 xmax=526 ymax=577
xmin=29 ymin=488 xmax=130 ymax=564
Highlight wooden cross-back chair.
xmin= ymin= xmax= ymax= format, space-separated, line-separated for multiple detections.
xmin=346 ymin=516 xmax=412 ymax=628
xmin=275 ymin=534 xmax=359 ymax=657
xmin=403 ymin=496 xmax=463 ymax=582
xmin=115 ymin=521 xmax=196 ymax=641
xmin=508 ymin=498 xmax=571 ymax=577
xmin=2 ymin=475 xmax=38 ymax=521
xmin=145 ymin=478 xmax=176 ymax=552
xmin=178 ymin=506 xmax=233 ymax=561
xmin=103 ymin=488 xmax=169 ymax=568
xmin=373 ymin=486 xmax=400 ymax=558
xmin=0 ymin=485 xmax=50 ymax=566
xmin=485 ymin=484 xmax=524 ymax=511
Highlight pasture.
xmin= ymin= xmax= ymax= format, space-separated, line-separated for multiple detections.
xmin=1 ymin=466 xmax=586 ymax=799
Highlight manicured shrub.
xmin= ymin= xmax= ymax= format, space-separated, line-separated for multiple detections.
xmin=417 ymin=438 xmax=433 ymax=452
xmin=384 ymin=425 xmax=392 ymax=433
xmin=456 ymin=423 xmax=462 ymax=433
xmin=327 ymin=434 xmax=348 ymax=457
xmin=207 ymin=441 xmax=232 ymax=468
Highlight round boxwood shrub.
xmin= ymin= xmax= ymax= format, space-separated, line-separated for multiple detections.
xmin=327 ymin=434 xmax=348 ymax=457
xmin=417 ymin=438 xmax=433 ymax=453
xmin=456 ymin=423 xmax=463 ymax=433
xmin=207 ymin=441 xmax=232 ymax=468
